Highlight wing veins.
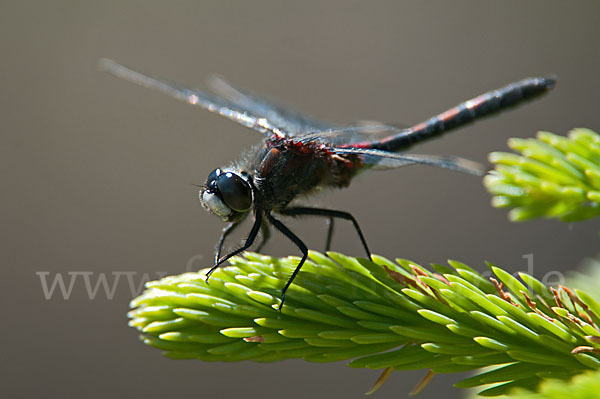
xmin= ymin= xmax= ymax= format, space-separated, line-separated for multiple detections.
xmin=99 ymin=58 xmax=285 ymax=137
xmin=332 ymin=147 xmax=484 ymax=175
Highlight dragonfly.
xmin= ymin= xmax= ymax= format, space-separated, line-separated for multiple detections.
xmin=100 ymin=59 xmax=555 ymax=309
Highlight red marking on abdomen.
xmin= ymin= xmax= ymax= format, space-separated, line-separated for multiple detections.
xmin=438 ymin=107 xmax=459 ymax=122
xmin=466 ymin=94 xmax=487 ymax=109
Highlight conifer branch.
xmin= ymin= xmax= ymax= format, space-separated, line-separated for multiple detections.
xmin=485 ymin=128 xmax=600 ymax=222
xmin=129 ymin=252 xmax=600 ymax=396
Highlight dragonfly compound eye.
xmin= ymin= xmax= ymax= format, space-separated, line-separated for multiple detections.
xmin=205 ymin=168 xmax=222 ymax=192
xmin=216 ymin=172 xmax=252 ymax=212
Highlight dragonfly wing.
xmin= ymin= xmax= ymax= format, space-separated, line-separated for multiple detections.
xmin=99 ymin=58 xmax=286 ymax=137
xmin=299 ymin=124 xmax=409 ymax=146
xmin=332 ymin=147 xmax=484 ymax=176
xmin=208 ymin=75 xmax=337 ymax=136
xmin=209 ymin=78 xmax=414 ymax=144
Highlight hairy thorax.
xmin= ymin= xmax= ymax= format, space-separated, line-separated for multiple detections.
xmin=251 ymin=138 xmax=362 ymax=211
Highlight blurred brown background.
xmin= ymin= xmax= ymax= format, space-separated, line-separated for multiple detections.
xmin=2 ymin=1 xmax=600 ymax=398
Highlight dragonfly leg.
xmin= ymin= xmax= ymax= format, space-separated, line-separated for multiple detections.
xmin=280 ymin=207 xmax=371 ymax=260
xmin=206 ymin=212 xmax=262 ymax=280
xmin=255 ymin=222 xmax=271 ymax=253
xmin=325 ymin=216 xmax=334 ymax=252
xmin=215 ymin=222 xmax=240 ymax=265
xmin=266 ymin=213 xmax=308 ymax=311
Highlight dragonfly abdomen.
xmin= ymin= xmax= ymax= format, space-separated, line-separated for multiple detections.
xmin=370 ymin=76 xmax=556 ymax=152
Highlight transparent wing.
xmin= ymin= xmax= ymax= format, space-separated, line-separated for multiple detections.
xmin=210 ymin=77 xmax=414 ymax=143
xmin=332 ymin=147 xmax=484 ymax=175
xmin=99 ymin=58 xmax=286 ymax=137
xmin=100 ymin=59 xmax=412 ymax=146
xmin=208 ymin=75 xmax=337 ymax=136
xmin=299 ymin=123 xmax=409 ymax=146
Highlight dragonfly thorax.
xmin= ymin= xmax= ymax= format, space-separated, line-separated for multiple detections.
xmin=200 ymin=168 xmax=253 ymax=222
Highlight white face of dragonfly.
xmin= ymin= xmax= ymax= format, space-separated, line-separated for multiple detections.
xmin=200 ymin=190 xmax=233 ymax=221
xmin=199 ymin=168 xmax=253 ymax=222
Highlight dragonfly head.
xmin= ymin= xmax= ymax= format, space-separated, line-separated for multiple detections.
xmin=200 ymin=168 xmax=253 ymax=222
